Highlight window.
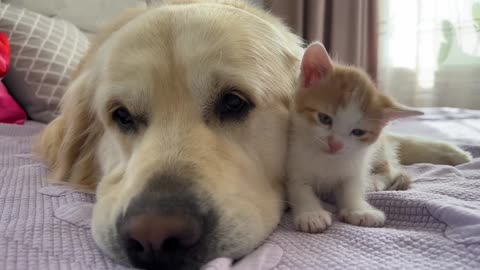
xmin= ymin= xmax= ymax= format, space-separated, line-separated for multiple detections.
xmin=378 ymin=0 xmax=480 ymax=109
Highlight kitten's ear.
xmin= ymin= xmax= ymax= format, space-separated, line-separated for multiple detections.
xmin=383 ymin=103 xmax=424 ymax=122
xmin=301 ymin=42 xmax=334 ymax=88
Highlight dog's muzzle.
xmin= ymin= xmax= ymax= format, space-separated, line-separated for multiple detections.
xmin=116 ymin=173 xmax=217 ymax=270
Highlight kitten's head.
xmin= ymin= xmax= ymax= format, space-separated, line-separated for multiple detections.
xmin=295 ymin=42 xmax=423 ymax=155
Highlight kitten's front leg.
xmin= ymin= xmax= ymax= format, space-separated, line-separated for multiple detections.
xmin=288 ymin=179 xmax=332 ymax=233
xmin=337 ymin=177 xmax=385 ymax=227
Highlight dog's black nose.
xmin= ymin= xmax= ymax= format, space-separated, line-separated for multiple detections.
xmin=117 ymin=171 xmax=217 ymax=269
xmin=121 ymin=213 xmax=202 ymax=269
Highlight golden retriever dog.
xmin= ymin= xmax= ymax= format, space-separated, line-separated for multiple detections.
xmin=36 ymin=1 xmax=472 ymax=269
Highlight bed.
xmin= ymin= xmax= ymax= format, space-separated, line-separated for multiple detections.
xmin=0 ymin=107 xmax=479 ymax=270
xmin=1 ymin=1 xmax=480 ymax=268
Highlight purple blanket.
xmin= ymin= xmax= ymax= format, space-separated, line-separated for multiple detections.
xmin=1 ymin=108 xmax=480 ymax=270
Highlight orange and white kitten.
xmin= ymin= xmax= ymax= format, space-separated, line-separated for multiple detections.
xmin=287 ymin=42 xmax=423 ymax=233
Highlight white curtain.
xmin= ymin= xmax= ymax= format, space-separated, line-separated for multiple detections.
xmin=378 ymin=0 xmax=480 ymax=109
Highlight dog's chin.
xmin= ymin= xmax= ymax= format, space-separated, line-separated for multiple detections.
xmin=91 ymin=230 xmax=129 ymax=267
xmin=91 ymin=210 xmax=130 ymax=267
xmin=92 ymin=226 xmax=215 ymax=270
xmin=91 ymin=191 xmax=256 ymax=270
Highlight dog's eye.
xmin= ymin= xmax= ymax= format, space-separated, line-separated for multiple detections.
xmin=112 ymin=107 xmax=137 ymax=132
xmin=216 ymin=91 xmax=253 ymax=121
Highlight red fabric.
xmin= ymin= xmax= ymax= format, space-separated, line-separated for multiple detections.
xmin=0 ymin=82 xmax=26 ymax=124
xmin=0 ymin=32 xmax=27 ymax=125
xmin=0 ymin=33 xmax=10 ymax=78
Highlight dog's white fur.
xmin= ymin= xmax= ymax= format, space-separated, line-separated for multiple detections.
xmin=35 ymin=0 xmax=473 ymax=267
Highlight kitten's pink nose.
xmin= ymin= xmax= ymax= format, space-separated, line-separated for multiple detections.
xmin=327 ymin=136 xmax=344 ymax=153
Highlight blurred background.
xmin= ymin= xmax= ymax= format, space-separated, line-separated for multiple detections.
xmin=1 ymin=0 xmax=479 ymax=110
xmin=265 ymin=0 xmax=480 ymax=110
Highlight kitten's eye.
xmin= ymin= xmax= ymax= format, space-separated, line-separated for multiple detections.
xmin=351 ymin=129 xmax=367 ymax=137
xmin=112 ymin=107 xmax=136 ymax=132
xmin=317 ymin=113 xmax=333 ymax=126
xmin=216 ymin=90 xmax=253 ymax=121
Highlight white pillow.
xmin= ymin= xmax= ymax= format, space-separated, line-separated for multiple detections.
xmin=3 ymin=0 xmax=147 ymax=33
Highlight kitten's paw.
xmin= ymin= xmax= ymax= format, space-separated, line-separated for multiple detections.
xmin=388 ymin=173 xmax=412 ymax=191
xmin=370 ymin=173 xmax=410 ymax=191
xmin=339 ymin=208 xmax=385 ymax=227
xmin=371 ymin=176 xmax=388 ymax=192
xmin=294 ymin=210 xmax=332 ymax=233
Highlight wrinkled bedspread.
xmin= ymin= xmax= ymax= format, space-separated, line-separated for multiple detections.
xmin=1 ymin=107 xmax=479 ymax=270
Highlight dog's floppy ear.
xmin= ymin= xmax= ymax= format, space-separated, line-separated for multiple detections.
xmin=35 ymin=7 xmax=147 ymax=189
xmin=35 ymin=72 xmax=101 ymax=189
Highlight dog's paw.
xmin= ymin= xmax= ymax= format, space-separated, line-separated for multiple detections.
xmin=339 ymin=208 xmax=385 ymax=227
xmin=293 ymin=210 xmax=332 ymax=233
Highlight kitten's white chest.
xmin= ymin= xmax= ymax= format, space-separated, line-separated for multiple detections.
xmin=288 ymin=140 xmax=368 ymax=192
xmin=313 ymin=151 xmax=364 ymax=179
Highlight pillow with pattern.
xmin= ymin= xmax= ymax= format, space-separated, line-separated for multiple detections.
xmin=0 ymin=4 xmax=89 ymax=123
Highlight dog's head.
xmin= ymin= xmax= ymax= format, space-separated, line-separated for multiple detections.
xmin=37 ymin=1 xmax=302 ymax=269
